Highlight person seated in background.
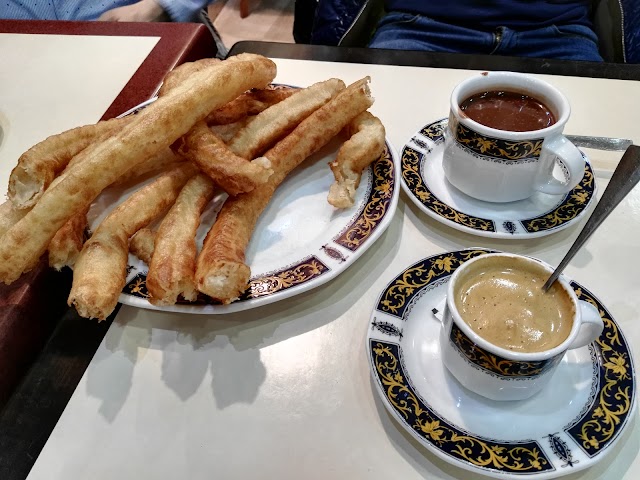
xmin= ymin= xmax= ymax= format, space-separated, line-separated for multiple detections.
xmin=0 ymin=0 xmax=210 ymax=22
xmin=297 ymin=0 xmax=637 ymax=63
xmin=368 ymin=1 xmax=602 ymax=61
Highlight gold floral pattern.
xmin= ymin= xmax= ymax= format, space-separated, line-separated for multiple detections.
xmin=334 ymin=144 xmax=395 ymax=251
xmin=377 ymin=249 xmax=491 ymax=318
xmin=403 ymin=120 xmax=596 ymax=236
xmin=450 ymin=324 xmax=563 ymax=378
xmin=124 ymin=257 xmax=329 ymax=304
xmin=124 ymin=273 xmax=151 ymax=298
xmin=402 ymin=143 xmax=496 ymax=233
xmin=522 ymin=163 xmax=595 ymax=232
xmin=420 ymin=121 xmax=446 ymax=141
xmin=243 ymin=257 xmax=329 ymax=299
xmin=371 ymin=341 xmax=553 ymax=473
xmin=451 ymin=117 xmax=544 ymax=160
xmin=566 ymin=284 xmax=635 ymax=456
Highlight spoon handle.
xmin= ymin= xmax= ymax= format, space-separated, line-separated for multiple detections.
xmin=543 ymin=145 xmax=640 ymax=291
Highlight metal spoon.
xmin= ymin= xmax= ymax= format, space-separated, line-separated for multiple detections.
xmin=543 ymin=145 xmax=640 ymax=291
xmin=566 ymin=135 xmax=632 ymax=151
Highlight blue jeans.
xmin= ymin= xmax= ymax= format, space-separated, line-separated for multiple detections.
xmin=369 ymin=13 xmax=603 ymax=62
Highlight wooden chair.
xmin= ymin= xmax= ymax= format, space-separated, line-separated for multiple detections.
xmin=240 ymin=0 xmax=249 ymax=18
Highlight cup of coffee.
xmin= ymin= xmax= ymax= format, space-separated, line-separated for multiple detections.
xmin=443 ymin=72 xmax=585 ymax=203
xmin=440 ymin=252 xmax=603 ymax=401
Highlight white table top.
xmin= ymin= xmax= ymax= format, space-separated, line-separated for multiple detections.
xmin=0 ymin=33 xmax=159 ymax=195
xmin=2 ymin=51 xmax=638 ymax=479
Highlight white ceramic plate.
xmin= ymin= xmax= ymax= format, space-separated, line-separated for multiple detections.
xmin=89 ymin=133 xmax=399 ymax=314
xmin=401 ymin=119 xmax=597 ymax=239
xmin=368 ymin=248 xmax=636 ymax=479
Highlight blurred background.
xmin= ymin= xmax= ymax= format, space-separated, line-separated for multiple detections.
xmin=208 ymin=0 xmax=294 ymax=49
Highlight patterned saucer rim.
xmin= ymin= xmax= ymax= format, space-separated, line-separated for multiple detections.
xmin=400 ymin=119 xmax=597 ymax=239
xmin=367 ymin=248 xmax=636 ymax=479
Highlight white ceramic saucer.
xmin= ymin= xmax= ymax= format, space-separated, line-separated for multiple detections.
xmin=368 ymin=248 xmax=636 ymax=479
xmin=400 ymin=119 xmax=597 ymax=239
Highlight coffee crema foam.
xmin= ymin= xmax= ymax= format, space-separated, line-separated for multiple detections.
xmin=454 ymin=257 xmax=574 ymax=353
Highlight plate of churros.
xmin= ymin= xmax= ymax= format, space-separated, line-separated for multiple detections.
xmin=0 ymin=54 xmax=399 ymax=319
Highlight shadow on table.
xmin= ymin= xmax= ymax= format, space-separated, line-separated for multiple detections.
xmin=89 ymin=199 xmax=402 ymax=418
xmin=369 ymin=371 xmax=639 ymax=480
xmin=84 ymin=309 xmax=151 ymax=421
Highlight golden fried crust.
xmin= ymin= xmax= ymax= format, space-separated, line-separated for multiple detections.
xmin=205 ymin=87 xmax=297 ymax=125
xmin=228 ymin=78 xmax=346 ymax=159
xmin=176 ymin=121 xmax=273 ymax=196
xmin=208 ymin=119 xmax=250 ymax=143
xmin=328 ymin=111 xmax=386 ymax=208
xmin=112 ymin=147 xmax=184 ymax=187
xmin=48 ymin=207 xmax=89 ymax=271
xmin=69 ymin=231 xmax=129 ymax=320
xmin=129 ymin=228 xmax=156 ymax=264
xmin=0 ymin=200 xmax=29 ymax=238
xmin=196 ymin=183 xmax=274 ymax=303
xmin=196 ymin=77 xmax=374 ymax=303
xmin=0 ymin=54 xmax=277 ymax=285
xmin=259 ymin=77 xmax=374 ymax=182
xmin=157 ymin=57 xmax=221 ymax=96
xmin=7 ymin=117 xmax=130 ymax=209
xmin=69 ymin=164 xmax=199 ymax=320
xmin=147 ymin=174 xmax=215 ymax=305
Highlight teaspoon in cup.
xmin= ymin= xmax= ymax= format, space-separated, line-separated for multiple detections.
xmin=543 ymin=144 xmax=640 ymax=292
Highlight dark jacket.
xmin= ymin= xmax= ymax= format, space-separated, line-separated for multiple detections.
xmin=624 ymin=0 xmax=640 ymax=62
xmin=295 ymin=0 xmax=638 ymax=63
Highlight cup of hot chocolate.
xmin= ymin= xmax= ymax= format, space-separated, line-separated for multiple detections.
xmin=443 ymin=72 xmax=586 ymax=202
xmin=440 ymin=252 xmax=603 ymax=401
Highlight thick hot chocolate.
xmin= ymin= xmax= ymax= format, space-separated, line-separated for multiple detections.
xmin=460 ymin=90 xmax=556 ymax=132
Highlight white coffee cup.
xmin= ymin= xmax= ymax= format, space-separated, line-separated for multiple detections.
xmin=440 ymin=253 xmax=603 ymax=401
xmin=443 ymin=72 xmax=585 ymax=203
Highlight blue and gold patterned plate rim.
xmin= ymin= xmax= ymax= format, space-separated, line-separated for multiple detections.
xmin=400 ymin=119 xmax=597 ymax=239
xmin=367 ymin=248 xmax=636 ymax=479
xmin=109 ymin=89 xmax=400 ymax=314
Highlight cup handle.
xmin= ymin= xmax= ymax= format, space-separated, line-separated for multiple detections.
xmin=568 ymin=300 xmax=604 ymax=349
xmin=534 ymin=135 xmax=585 ymax=196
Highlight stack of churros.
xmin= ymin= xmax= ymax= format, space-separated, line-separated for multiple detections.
xmin=0 ymin=54 xmax=386 ymax=320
